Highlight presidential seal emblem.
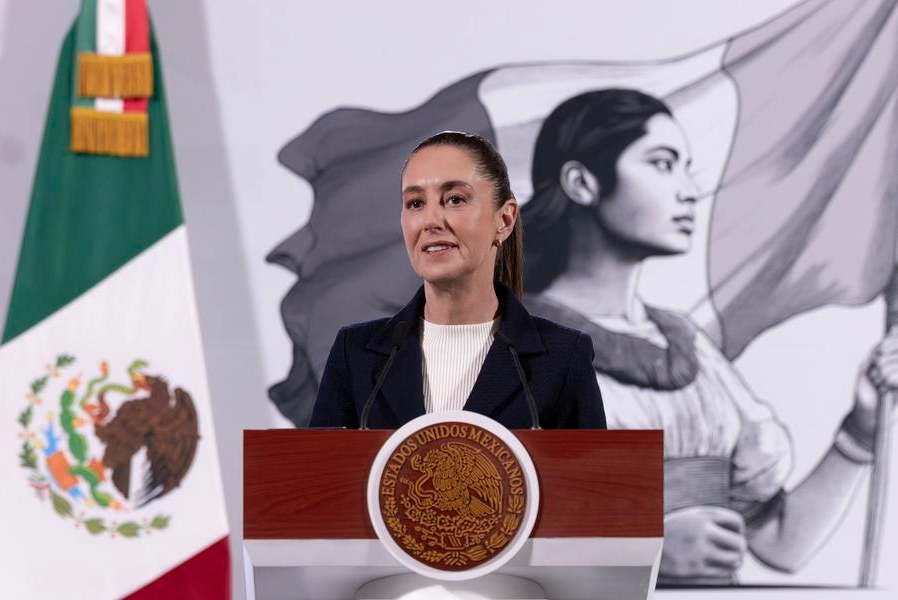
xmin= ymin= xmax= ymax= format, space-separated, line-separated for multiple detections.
xmin=16 ymin=355 xmax=199 ymax=538
xmin=368 ymin=411 xmax=539 ymax=580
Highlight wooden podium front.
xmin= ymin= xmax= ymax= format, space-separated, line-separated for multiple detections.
xmin=244 ymin=429 xmax=662 ymax=599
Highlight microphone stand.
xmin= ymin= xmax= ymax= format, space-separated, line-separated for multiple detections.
xmin=495 ymin=330 xmax=541 ymax=430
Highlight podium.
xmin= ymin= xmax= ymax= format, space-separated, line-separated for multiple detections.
xmin=244 ymin=429 xmax=662 ymax=599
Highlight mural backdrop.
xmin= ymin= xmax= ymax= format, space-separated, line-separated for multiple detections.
xmin=267 ymin=0 xmax=898 ymax=590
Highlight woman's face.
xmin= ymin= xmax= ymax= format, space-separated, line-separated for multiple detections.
xmin=597 ymin=113 xmax=699 ymax=256
xmin=401 ymin=145 xmax=510 ymax=289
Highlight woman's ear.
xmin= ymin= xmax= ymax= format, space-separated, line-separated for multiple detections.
xmin=495 ymin=198 xmax=518 ymax=242
xmin=560 ymin=160 xmax=600 ymax=207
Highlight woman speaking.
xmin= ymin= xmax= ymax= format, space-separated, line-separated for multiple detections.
xmin=309 ymin=132 xmax=606 ymax=429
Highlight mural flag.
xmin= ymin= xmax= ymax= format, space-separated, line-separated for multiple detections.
xmin=703 ymin=0 xmax=898 ymax=359
xmin=0 ymin=5 xmax=230 ymax=599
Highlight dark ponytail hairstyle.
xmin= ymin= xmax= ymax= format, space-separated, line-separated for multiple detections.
xmin=406 ymin=131 xmax=523 ymax=297
xmin=522 ymin=89 xmax=672 ymax=293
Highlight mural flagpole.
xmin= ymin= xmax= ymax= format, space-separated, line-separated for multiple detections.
xmin=860 ymin=267 xmax=898 ymax=587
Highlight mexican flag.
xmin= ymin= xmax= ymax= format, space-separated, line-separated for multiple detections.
xmin=0 ymin=2 xmax=230 ymax=598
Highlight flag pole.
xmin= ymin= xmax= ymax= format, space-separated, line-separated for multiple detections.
xmin=859 ymin=268 xmax=897 ymax=587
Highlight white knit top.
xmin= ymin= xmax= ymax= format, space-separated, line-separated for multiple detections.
xmin=421 ymin=318 xmax=498 ymax=413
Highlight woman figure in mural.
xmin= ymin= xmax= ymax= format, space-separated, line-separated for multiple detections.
xmin=522 ymin=88 xmax=898 ymax=585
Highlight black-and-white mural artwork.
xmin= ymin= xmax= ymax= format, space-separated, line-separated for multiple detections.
xmin=268 ymin=0 xmax=898 ymax=588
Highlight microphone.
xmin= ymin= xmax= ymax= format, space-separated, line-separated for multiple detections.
xmin=494 ymin=330 xmax=541 ymax=430
xmin=360 ymin=321 xmax=409 ymax=429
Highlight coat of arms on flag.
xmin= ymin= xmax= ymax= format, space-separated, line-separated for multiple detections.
xmin=16 ymin=355 xmax=199 ymax=538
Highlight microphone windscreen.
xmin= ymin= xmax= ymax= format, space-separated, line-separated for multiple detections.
xmin=494 ymin=329 xmax=513 ymax=348
xmin=390 ymin=321 xmax=410 ymax=348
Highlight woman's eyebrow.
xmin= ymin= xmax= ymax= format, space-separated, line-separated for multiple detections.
xmin=644 ymin=145 xmax=680 ymax=160
xmin=440 ymin=180 xmax=474 ymax=192
xmin=402 ymin=180 xmax=474 ymax=195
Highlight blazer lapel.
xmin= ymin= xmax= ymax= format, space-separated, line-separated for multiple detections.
xmin=366 ymin=287 xmax=426 ymax=425
xmin=463 ymin=340 xmax=522 ymax=418
xmin=366 ymin=283 xmax=546 ymax=424
xmin=377 ymin=331 xmax=426 ymax=425
xmin=464 ymin=284 xmax=546 ymax=419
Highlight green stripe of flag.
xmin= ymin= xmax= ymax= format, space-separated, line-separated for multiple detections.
xmin=72 ymin=0 xmax=96 ymax=108
xmin=74 ymin=0 xmax=97 ymax=55
xmin=3 ymin=24 xmax=183 ymax=343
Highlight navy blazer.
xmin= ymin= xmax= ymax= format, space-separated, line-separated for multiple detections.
xmin=309 ymin=283 xmax=606 ymax=429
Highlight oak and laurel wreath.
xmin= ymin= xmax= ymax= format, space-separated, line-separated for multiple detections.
xmin=17 ymin=354 xmax=170 ymax=538
xmin=383 ymin=496 xmax=425 ymax=554
xmin=382 ymin=482 xmax=526 ymax=567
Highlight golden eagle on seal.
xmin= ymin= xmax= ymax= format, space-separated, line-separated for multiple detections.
xmin=408 ymin=441 xmax=503 ymax=518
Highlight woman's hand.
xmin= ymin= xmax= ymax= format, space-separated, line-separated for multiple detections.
xmin=660 ymin=506 xmax=747 ymax=580
xmin=853 ymin=328 xmax=898 ymax=434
